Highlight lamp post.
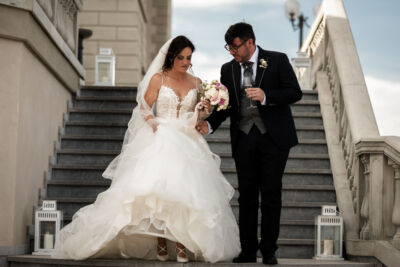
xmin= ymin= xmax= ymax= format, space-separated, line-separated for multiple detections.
xmin=284 ymin=0 xmax=311 ymax=50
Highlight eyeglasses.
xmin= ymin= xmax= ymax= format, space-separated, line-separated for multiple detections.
xmin=224 ymin=39 xmax=249 ymax=53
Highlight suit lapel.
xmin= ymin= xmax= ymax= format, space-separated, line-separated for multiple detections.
xmin=231 ymin=61 xmax=241 ymax=107
xmin=255 ymin=47 xmax=268 ymax=87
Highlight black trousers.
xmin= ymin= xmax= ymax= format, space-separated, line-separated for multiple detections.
xmin=233 ymin=125 xmax=289 ymax=256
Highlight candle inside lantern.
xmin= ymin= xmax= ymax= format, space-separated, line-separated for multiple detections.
xmin=323 ymin=239 xmax=333 ymax=255
xmin=43 ymin=232 xmax=54 ymax=249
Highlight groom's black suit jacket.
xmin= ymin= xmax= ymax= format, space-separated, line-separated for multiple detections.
xmin=207 ymin=46 xmax=302 ymax=154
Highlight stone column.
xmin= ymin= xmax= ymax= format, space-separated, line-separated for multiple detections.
xmin=390 ymin=161 xmax=400 ymax=249
xmin=360 ymin=154 xmax=370 ymax=240
xmin=369 ymin=154 xmax=385 ymax=239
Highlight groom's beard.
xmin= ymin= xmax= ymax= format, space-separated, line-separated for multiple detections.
xmin=233 ymin=47 xmax=251 ymax=63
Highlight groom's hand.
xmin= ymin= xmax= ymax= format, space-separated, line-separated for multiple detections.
xmin=245 ymin=87 xmax=265 ymax=102
xmin=196 ymin=121 xmax=209 ymax=135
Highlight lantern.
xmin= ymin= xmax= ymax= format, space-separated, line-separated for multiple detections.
xmin=291 ymin=51 xmax=312 ymax=90
xmin=33 ymin=200 xmax=63 ymax=255
xmin=95 ymin=48 xmax=116 ymax=86
xmin=314 ymin=205 xmax=344 ymax=260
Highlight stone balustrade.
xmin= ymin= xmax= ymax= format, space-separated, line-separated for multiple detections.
xmin=355 ymin=137 xmax=400 ymax=247
xmin=297 ymin=0 xmax=400 ymax=265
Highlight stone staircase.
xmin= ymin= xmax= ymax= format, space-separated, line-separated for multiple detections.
xmin=9 ymin=86 xmax=373 ymax=266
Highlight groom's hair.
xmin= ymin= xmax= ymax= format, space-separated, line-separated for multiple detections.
xmin=225 ymin=22 xmax=256 ymax=45
xmin=163 ymin=35 xmax=195 ymax=71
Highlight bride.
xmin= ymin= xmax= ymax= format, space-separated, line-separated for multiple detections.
xmin=51 ymin=36 xmax=240 ymax=263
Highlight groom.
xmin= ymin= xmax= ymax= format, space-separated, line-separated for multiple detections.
xmin=196 ymin=22 xmax=302 ymax=264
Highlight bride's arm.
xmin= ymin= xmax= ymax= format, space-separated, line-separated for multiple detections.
xmin=142 ymin=73 xmax=162 ymax=131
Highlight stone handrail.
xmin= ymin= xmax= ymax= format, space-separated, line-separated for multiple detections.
xmin=298 ymin=0 xmax=400 ymax=265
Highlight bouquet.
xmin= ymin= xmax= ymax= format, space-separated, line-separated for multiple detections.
xmin=200 ymin=80 xmax=229 ymax=111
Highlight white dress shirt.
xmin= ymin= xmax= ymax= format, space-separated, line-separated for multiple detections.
xmin=240 ymin=46 xmax=266 ymax=105
xmin=206 ymin=46 xmax=266 ymax=134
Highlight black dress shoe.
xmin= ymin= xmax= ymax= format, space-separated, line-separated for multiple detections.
xmin=232 ymin=252 xmax=257 ymax=263
xmin=262 ymin=254 xmax=278 ymax=265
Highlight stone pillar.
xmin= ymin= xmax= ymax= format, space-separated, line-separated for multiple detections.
xmin=369 ymin=154 xmax=385 ymax=239
xmin=390 ymin=161 xmax=400 ymax=249
xmin=360 ymin=154 xmax=370 ymax=240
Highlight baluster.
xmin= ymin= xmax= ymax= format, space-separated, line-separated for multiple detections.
xmin=389 ymin=160 xmax=400 ymax=248
xmin=360 ymin=154 xmax=370 ymax=239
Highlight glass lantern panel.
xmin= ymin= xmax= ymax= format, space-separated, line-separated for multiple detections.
xmin=98 ymin=62 xmax=111 ymax=83
xmin=39 ymin=221 xmax=56 ymax=249
xmin=320 ymin=225 xmax=341 ymax=256
xmin=295 ymin=66 xmax=311 ymax=90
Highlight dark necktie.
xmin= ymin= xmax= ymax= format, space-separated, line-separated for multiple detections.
xmin=242 ymin=61 xmax=254 ymax=88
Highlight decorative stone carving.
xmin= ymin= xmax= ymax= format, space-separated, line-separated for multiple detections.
xmin=308 ymin=16 xmax=325 ymax=57
xmin=360 ymin=154 xmax=370 ymax=240
xmin=54 ymin=0 xmax=78 ymax=50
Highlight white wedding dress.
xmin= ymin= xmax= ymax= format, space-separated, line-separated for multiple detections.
xmin=51 ymin=82 xmax=241 ymax=262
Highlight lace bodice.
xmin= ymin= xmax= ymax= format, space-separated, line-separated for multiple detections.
xmin=155 ymin=86 xmax=198 ymax=119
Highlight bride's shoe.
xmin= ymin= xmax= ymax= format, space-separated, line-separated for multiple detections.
xmin=176 ymin=244 xmax=189 ymax=263
xmin=156 ymin=244 xmax=169 ymax=261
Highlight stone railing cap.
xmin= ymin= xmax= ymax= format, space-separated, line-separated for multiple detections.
xmin=355 ymin=136 xmax=400 ymax=164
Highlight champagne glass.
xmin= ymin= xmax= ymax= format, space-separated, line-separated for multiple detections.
xmin=243 ymin=75 xmax=257 ymax=109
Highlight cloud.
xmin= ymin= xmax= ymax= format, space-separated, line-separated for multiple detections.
xmin=365 ymin=75 xmax=400 ymax=136
xmin=173 ymin=0 xmax=282 ymax=9
xmin=191 ymin=52 xmax=229 ymax=81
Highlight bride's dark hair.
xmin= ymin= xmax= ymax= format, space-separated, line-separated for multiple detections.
xmin=162 ymin=35 xmax=195 ymax=71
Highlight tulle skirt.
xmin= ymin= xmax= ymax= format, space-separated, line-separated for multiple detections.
xmin=51 ymin=117 xmax=240 ymax=262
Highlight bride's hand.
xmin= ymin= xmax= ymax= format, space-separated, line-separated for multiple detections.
xmin=147 ymin=118 xmax=158 ymax=132
xmin=200 ymin=99 xmax=211 ymax=114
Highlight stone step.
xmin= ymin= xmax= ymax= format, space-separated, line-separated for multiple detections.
xmin=231 ymin=201 xmax=337 ymax=222
xmin=71 ymin=96 xmax=319 ymax=113
xmin=291 ymin=100 xmax=320 ymax=113
xmin=59 ymin=135 xmax=328 ymax=152
xmin=79 ymin=86 xmax=137 ymax=97
xmin=207 ymin=138 xmax=328 ymax=154
xmin=8 ymin=255 xmax=374 ymax=266
xmin=44 ymin=196 xmax=335 ymax=223
xmin=293 ymin=112 xmax=323 ymax=126
xmin=46 ymin=179 xmax=335 ymax=203
xmin=51 ymin=164 xmax=333 ymax=186
xmin=68 ymin=109 xmax=132 ymax=123
xmin=77 ymin=86 xmax=315 ymax=99
xmin=64 ymin=121 xmax=129 ymax=136
xmin=67 ymin=108 xmax=322 ymax=126
xmin=73 ymin=96 xmax=137 ymax=110
xmin=63 ymin=121 xmax=326 ymax=140
xmin=301 ymin=90 xmax=318 ymax=101
xmin=60 ymin=135 xmax=123 ymax=150
xmin=54 ymin=149 xmax=330 ymax=169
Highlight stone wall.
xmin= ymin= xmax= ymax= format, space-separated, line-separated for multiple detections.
xmin=0 ymin=1 xmax=81 ymax=255
xmin=0 ymin=38 xmax=71 ymax=253
xmin=79 ymin=0 xmax=171 ymax=86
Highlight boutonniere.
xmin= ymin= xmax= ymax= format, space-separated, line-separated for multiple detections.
xmin=257 ymin=58 xmax=268 ymax=87
xmin=259 ymin=58 xmax=268 ymax=69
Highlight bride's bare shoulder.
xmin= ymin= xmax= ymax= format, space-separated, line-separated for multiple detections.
xmin=150 ymin=73 xmax=163 ymax=83
xmin=186 ymin=73 xmax=202 ymax=87
xmin=148 ymin=73 xmax=163 ymax=90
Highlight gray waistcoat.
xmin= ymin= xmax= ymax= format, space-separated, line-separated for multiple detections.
xmin=239 ymin=88 xmax=266 ymax=134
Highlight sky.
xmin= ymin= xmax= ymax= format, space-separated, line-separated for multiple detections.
xmin=171 ymin=0 xmax=400 ymax=136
